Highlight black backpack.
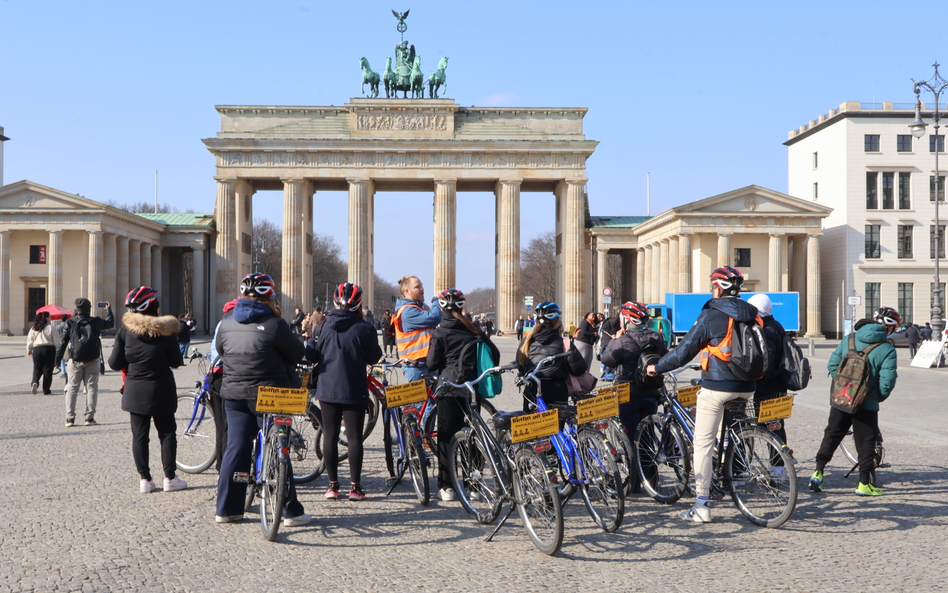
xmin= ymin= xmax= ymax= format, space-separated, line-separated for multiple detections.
xmin=727 ymin=317 xmax=770 ymax=383
xmin=69 ymin=317 xmax=100 ymax=363
xmin=779 ymin=335 xmax=811 ymax=391
xmin=625 ymin=330 xmax=664 ymax=391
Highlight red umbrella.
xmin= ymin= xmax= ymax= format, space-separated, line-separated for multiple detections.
xmin=36 ymin=304 xmax=73 ymax=320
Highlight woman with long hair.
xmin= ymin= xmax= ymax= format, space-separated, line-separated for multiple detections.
xmin=27 ymin=311 xmax=60 ymax=395
xmin=516 ymin=301 xmax=587 ymax=412
xmin=573 ymin=311 xmax=599 ymax=368
xmin=312 ymin=283 xmax=382 ymax=501
xmin=426 ymin=288 xmax=500 ymax=501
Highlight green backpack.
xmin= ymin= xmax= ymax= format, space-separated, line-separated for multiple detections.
xmin=830 ymin=334 xmax=882 ymax=412
xmin=475 ymin=340 xmax=502 ymax=399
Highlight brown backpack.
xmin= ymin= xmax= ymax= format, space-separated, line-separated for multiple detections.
xmin=829 ymin=334 xmax=882 ymax=412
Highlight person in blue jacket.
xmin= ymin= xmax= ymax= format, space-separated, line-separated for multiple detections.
xmin=392 ymin=275 xmax=442 ymax=383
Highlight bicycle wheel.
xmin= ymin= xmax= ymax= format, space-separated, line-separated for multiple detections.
xmin=576 ymin=429 xmax=624 ymax=532
xmin=174 ymin=393 xmax=217 ymax=474
xmin=422 ymin=400 xmax=438 ymax=458
xmin=260 ymin=427 xmax=288 ymax=541
xmin=607 ymin=419 xmax=635 ymax=498
xmin=402 ymin=415 xmax=430 ymax=505
xmin=513 ymin=447 xmax=564 ymax=555
xmin=448 ymin=428 xmax=504 ymax=524
xmin=290 ymin=403 xmax=324 ymax=483
xmin=363 ymin=384 xmax=383 ymax=441
xmin=725 ymin=426 xmax=797 ymax=528
xmin=839 ymin=430 xmax=858 ymax=466
xmin=634 ymin=414 xmax=690 ymax=504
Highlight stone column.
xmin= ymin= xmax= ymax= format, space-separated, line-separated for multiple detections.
xmin=192 ymin=245 xmax=205 ymax=330
xmin=636 ymin=248 xmax=645 ymax=302
xmin=562 ymin=179 xmax=587 ymax=327
xmin=48 ymin=231 xmax=63 ymax=306
xmin=303 ymin=188 xmax=314 ymax=313
xmin=282 ymin=178 xmax=313 ymax=319
xmin=115 ymin=236 xmax=129 ymax=315
xmin=0 ymin=231 xmax=10 ymax=335
xmin=651 ymin=243 xmax=661 ymax=303
xmin=128 ymin=239 xmax=141 ymax=289
xmin=769 ymin=233 xmax=783 ymax=292
xmin=717 ymin=233 xmax=731 ymax=268
xmin=658 ymin=239 xmax=669 ymax=301
xmin=347 ymin=179 xmax=375 ymax=299
xmin=214 ymin=178 xmax=237 ymax=317
xmin=434 ymin=179 xmax=458 ymax=295
xmin=140 ymin=242 xmax=152 ymax=288
xmin=494 ymin=179 xmax=521 ymax=333
xmin=103 ymin=234 xmax=116 ymax=310
xmin=596 ymin=248 xmax=608 ymax=314
xmin=151 ymin=245 xmax=162 ymax=298
xmin=643 ymin=244 xmax=653 ymax=302
xmin=805 ymin=234 xmax=823 ymax=338
xmin=679 ymin=234 xmax=692 ymax=293
xmin=87 ymin=231 xmax=103 ymax=315
xmin=668 ymin=236 xmax=680 ymax=294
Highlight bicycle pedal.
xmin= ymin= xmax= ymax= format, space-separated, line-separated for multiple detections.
xmin=232 ymin=472 xmax=250 ymax=483
xmin=385 ymin=478 xmax=397 ymax=487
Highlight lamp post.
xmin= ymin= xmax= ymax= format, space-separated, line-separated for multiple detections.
xmin=911 ymin=62 xmax=948 ymax=336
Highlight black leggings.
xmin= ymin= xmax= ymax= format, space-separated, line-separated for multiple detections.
xmin=130 ymin=412 xmax=177 ymax=481
xmin=31 ymin=345 xmax=56 ymax=394
xmin=321 ymin=401 xmax=366 ymax=485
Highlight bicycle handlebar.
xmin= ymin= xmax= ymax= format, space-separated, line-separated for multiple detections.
xmin=438 ymin=364 xmax=516 ymax=394
xmin=518 ymin=352 xmax=570 ymax=386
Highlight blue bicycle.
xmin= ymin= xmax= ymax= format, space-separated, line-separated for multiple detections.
xmin=237 ymin=401 xmax=295 ymax=541
xmin=175 ymin=350 xmax=217 ymax=474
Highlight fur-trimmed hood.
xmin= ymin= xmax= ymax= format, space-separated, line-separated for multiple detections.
xmin=123 ymin=313 xmax=180 ymax=339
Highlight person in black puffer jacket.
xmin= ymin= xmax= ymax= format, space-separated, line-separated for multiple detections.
xmin=108 ymin=286 xmax=186 ymax=494
xmin=312 ymin=283 xmax=383 ymax=501
xmin=516 ymin=301 xmax=587 ymax=413
xmin=426 ymin=289 xmax=500 ymax=502
xmin=214 ymin=273 xmax=309 ymax=526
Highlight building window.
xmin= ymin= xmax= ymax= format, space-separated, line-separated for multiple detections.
xmin=931 ymin=135 xmax=945 ymax=153
xmin=865 ymin=134 xmax=880 ymax=152
xmin=931 ymin=224 xmax=946 ymax=259
xmin=898 ymin=173 xmax=911 ymax=209
xmin=930 ymin=175 xmax=945 ymax=202
xmin=813 ymin=182 xmax=818 ymax=201
xmin=29 ymin=245 xmax=47 ymax=264
xmin=27 ymin=287 xmax=46 ymax=322
xmin=866 ymin=172 xmax=879 ymax=209
xmin=898 ymin=283 xmax=913 ymax=323
xmin=882 ymin=172 xmax=894 ymax=209
xmin=897 ymin=135 xmax=913 ymax=152
xmin=865 ymin=225 xmax=881 ymax=259
xmin=813 ymin=152 xmax=818 ymax=169
xmin=932 ymin=283 xmax=946 ymax=309
xmin=734 ymin=248 xmax=751 ymax=267
xmin=897 ymin=225 xmax=913 ymax=258
xmin=865 ymin=283 xmax=881 ymax=318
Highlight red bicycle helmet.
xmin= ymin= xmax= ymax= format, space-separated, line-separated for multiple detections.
xmin=710 ymin=266 xmax=744 ymax=296
xmin=873 ymin=306 xmax=902 ymax=329
xmin=619 ymin=301 xmax=650 ymax=327
xmin=333 ymin=283 xmax=363 ymax=311
xmin=125 ymin=286 xmax=157 ymax=313
xmin=438 ymin=288 xmax=466 ymax=312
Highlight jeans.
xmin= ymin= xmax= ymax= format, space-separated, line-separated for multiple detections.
xmin=402 ymin=362 xmax=432 ymax=384
xmin=130 ymin=412 xmax=177 ymax=481
xmin=65 ymin=360 xmax=100 ymax=421
xmin=179 ymin=342 xmax=190 ymax=358
xmin=692 ymin=388 xmax=754 ymax=500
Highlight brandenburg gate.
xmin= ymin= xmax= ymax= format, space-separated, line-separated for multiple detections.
xmin=203 ymin=98 xmax=598 ymax=330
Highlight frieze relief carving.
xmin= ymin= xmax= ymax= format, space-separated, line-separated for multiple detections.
xmin=252 ymin=153 xmax=266 ymax=165
xmin=225 ymin=153 xmax=243 ymax=166
xmin=273 ymin=153 xmax=289 ymax=166
xmin=21 ymin=191 xmax=36 ymax=207
xmin=226 ymin=149 xmax=581 ymax=169
xmin=357 ymin=114 xmax=448 ymax=131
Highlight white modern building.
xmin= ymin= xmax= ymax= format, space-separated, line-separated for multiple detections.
xmin=787 ymin=101 xmax=946 ymax=338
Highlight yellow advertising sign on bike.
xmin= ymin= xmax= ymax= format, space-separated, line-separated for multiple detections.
xmin=576 ymin=392 xmax=619 ymax=424
xmin=757 ymin=394 xmax=794 ymax=423
xmin=677 ymin=385 xmax=700 ymax=407
xmin=385 ymin=380 xmax=428 ymax=407
xmin=597 ymin=382 xmax=630 ymax=404
xmin=255 ymin=386 xmax=308 ymax=415
xmin=511 ymin=409 xmax=560 ymax=443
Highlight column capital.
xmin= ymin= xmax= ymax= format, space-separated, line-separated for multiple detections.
xmin=128 ymin=238 xmax=140 ymax=246
xmin=0 ymin=229 xmax=9 ymax=237
xmin=495 ymin=178 xmax=523 ymax=188
xmin=49 ymin=229 xmax=63 ymax=236
xmin=717 ymin=232 xmax=732 ymax=238
xmin=769 ymin=232 xmax=786 ymax=238
xmin=563 ymin=177 xmax=589 ymax=186
xmin=807 ymin=232 xmax=823 ymax=238
xmin=346 ymin=177 xmax=374 ymax=184
xmin=434 ymin=178 xmax=458 ymax=187
xmin=660 ymin=237 xmax=670 ymax=244
xmin=637 ymin=247 xmax=645 ymax=253
xmin=213 ymin=177 xmax=238 ymax=186
xmin=280 ymin=177 xmax=307 ymax=185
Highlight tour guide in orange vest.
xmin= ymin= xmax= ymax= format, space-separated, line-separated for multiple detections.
xmin=393 ymin=275 xmax=442 ymax=383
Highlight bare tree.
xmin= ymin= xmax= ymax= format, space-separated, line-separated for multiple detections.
xmin=311 ymin=234 xmax=347 ymax=309
xmin=252 ymin=218 xmax=283 ymax=288
xmin=104 ymin=200 xmax=195 ymax=214
xmin=462 ymin=287 xmax=496 ymax=315
xmin=520 ymin=231 xmax=556 ymax=302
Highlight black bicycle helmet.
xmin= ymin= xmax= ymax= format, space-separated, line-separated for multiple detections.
xmin=333 ymin=282 xmax=363 ymax=311
xmin=873 ymin=306 xmax=902 ymax=329
xmin=240 ymin=272 xmax=276 ymax=297
xmin=619 ymin=301 xmax=649 ymax=327
xmin=125 ymin=286 xmax=158 ymax=313
xmin=710 ymin=265 xmax=744 ymax=296
xmin=438 ymin=288 xmax=466 ymax=312
xmin=534 ymin=301 xmax=562 ymax=325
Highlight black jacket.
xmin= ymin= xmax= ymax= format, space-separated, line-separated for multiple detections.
xmin=574 ymin=319 xmax=598 ymax=345
xmin=905 ymin=325 xmax=920 ymax=344
xmin=427 ymin=315 xmax=500 ymax=396
xmin=109 ymin=313 xmax=183 ymax=415
xmin=517 ymin=325 xmax=587 ymax=404
xmin=654 ymin=296 xmax=760 ymax=393
xmin=55 ymin=308 xmax=114 ymax=365
xmin=312 ymin=309 xmax=382 ymax=405
xmin=601 ymin=326 xmax=668 ymax=398
xmin=754 ymin=315 xmax=786 ymax=398
xmin=177 ymin=319 xmax=192 ymax=343
xmin=217 ymin=299 xmax=305 ymax=401
xmin=599 ymin=316 xmax=621 ymax=352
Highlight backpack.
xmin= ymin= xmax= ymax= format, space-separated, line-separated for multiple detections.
xmin=830 ymin=334 xmax=882 ymax=412
xmin=627 ymin=331 xmax=664 ymax=391
xmin=725 ymin=316 xmax=770 ymax=383
xmin=69 ymin=317 xmax=100 ymax=363
xmin=779 ymin=335 xmax=811 ymax=391
xmin=475 ymin=340 xmax=502 ymax=399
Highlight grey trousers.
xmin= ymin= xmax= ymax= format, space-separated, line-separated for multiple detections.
xmin=65 ymin=360 xmax=100 ymax=421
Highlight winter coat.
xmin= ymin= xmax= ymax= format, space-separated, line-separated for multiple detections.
xmin=54 ymin=308 xmax=114 ymax=365
xmin=754 ymin=315 xmax=787 ymax=399
xmin=575 ymin=319 xmax=598 ymax=345
xmin=312 ymin=309 xmax=382 ymax=405
xmin=517 ymin=325 xmax=587 ymax=404
xmin=427 ymin=314 xmax=501 ymax=396
xmin=381 ymin=315 xmax=396 ymax=346
xmin=827 ymin=322 xmax=897 ymax=412
xmin=177 ymin=319 xmax=192 ymax=343
xmin=598 ymin=316 xmax=621 ymax=353
xmin=27 ymin=324 xmax=60 ymax=355
xmin=217 ymin=299 xmax=304 ymax=401
xmin=109 ymin=313 xmax=183 ymax=416
xmin=601 ymin=327 xmax=668 ymax=398
xmin=905 ymin=324 xmax=920 ymax=345
xmin=653 ymin=296 xmax=761 ymax=393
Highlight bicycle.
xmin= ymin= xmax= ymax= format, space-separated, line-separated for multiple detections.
xmin=442 ymin=364 xmax=564 ymax=555
xmin=175 ymin=351 xmax=218 ymax=474
xmin=840 ymin=426 xmax=889 ymax=479
xmin=517 ymin=353 xmax=625 ymax=533
xmin=377 ymin=361 xmax=430 ymax=505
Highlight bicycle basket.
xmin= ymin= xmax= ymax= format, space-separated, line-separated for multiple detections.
xmin=723 ymin=398 xmax=756 ymax=425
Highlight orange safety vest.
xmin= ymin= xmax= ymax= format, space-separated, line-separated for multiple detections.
xmin=700 ymin=315 xmax=764 ymax=371
xmin=393 ymin=303 xmax=433 ymax=361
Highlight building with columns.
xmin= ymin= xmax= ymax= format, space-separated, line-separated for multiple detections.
xmin=587 ymin=185 xmax=832 ymax=337
xmin=0 ymin=180 xmax=213 ymax=335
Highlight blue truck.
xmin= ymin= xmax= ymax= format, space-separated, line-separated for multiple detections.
xmin=646 ymin=292 xmax=801 ymax=347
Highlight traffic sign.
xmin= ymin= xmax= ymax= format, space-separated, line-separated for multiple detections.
xmin=526 ymin=305 xmax=532 ymax=311
xmin=847 ymin=296 xmax=861 ymax=306
xmin=602 ymin=287 xmax=612 ymax=297
xmin=602 ymin=296 xmax=612 ymax=305
xmin=524 ymin=296 xmax=534 ymax=306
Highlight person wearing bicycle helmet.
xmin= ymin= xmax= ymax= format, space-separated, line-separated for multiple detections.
xmin=311 ymin=282 xmax=383 ymax=501
xmin=516 ymin=301 xmax=587 ymax=413
xmin=646 ymin=266 xmax=762 ymax=523
xmin=426 ymin=288 xmax=501 ymax=501
xmin=214 ymin=272 xmax=310 ymax=525
xmin=108 ymin=287 xmax=186 ymax=493
xmin=810 ymin=306 xmax=898 ymax=497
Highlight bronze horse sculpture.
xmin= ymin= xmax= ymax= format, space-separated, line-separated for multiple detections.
xmin=360 ymin=57 xmax=380 ymax=98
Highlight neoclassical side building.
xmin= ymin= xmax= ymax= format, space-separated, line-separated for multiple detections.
xmin=0 ymin=181 xmax=213 ymax=335
xmin=586 ymin=185 xmax=832 ymax=337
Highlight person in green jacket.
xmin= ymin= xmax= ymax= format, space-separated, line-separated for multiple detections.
xmin=810 ymin=307 xmax=899 ymax=497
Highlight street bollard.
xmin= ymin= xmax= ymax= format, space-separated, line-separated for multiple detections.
xmin=808 ymin=338 xmax=815 ymax=356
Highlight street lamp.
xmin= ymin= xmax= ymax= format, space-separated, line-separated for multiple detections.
xmin=911 ymin=62 xmax=948 ymax=336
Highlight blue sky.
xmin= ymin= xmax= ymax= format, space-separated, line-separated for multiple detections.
xmin=0 ymin=0 xmax=939 ymax=292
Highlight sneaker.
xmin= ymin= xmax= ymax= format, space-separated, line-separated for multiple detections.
xmin=855 ymin=482 xmax=884 ymax=497
xmin=469 ymin=490 xmax=482 ymax=502
xmin=809 ymin=470 xmax=823 ymax=493
xmin=678 ymin=501 xmax=711 ymax=523
xmin=84 ymin=417 xmax=97 ymax=426
xmin=348 ymin=486 xmax=366 ymax=502
xmin=215 ymin=514 xmax=244 ymax=523
xmin=283 ymin=513 xmax=312 ymax=527
xmin=140 ymin=479 xmax=157 ymax=493
xmin=31 ymin=382 xmax=38 ymax=395
xmin=325 ymin=483 xmax=340 ymax=500
xmin=439 ymin=488 xmax=455 ymax=502
xmin=65 ymin=418 xmax=75 ymax=427
xmin=163 ymin=476 xmax=188 ymax=492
